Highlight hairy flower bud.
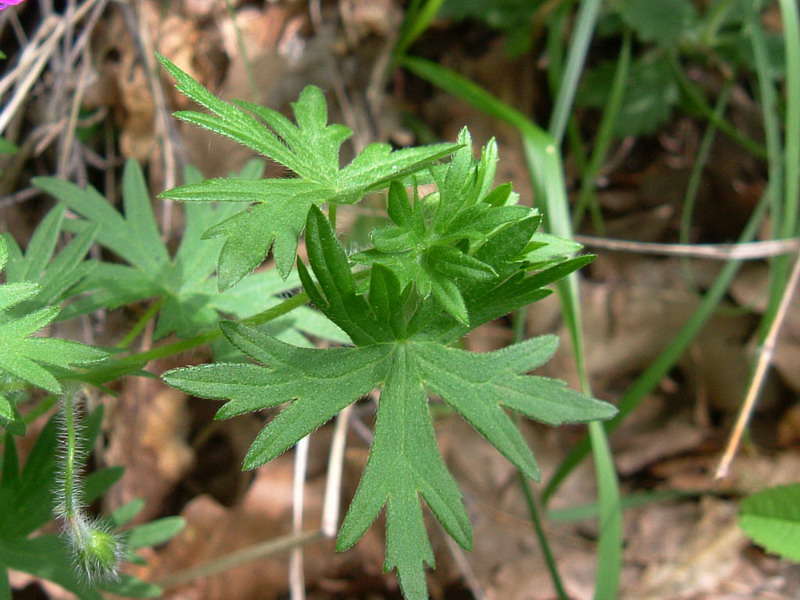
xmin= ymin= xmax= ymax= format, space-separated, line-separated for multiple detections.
xmin=68 ymin=517 xmax=123 ymax=583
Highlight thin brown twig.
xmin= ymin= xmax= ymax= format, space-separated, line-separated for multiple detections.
xmin=8 ymin=11 xmax=29 ymax=47
xmin=0 ymin=0 xmax=106 ymax=135
xmin=309 ymin=0 xmax=368 ymax=153
xmin=152 ymin=529 xmax=325 ymax=589
xmin=130 ymin=0 xmax=179 ymax=198
xmin=443 ymin=535 xmax=488 ymax=600
xmin=0 ymin=21 xmax=64 ymax=134
xmin=0 ymin=186 xmax=40 ymax=208
xmin=0 ymin=15 xmax=59 ymax=98
xmin=715 ymin=251 xmax=800 ymax=479
xmin=57 ymin=46 xmax=92 ymax=178
xmin=574 ymin=234 xmax=800 ymax=260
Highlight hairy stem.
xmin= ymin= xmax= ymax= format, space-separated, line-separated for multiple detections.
xmin=56 ymin=388 xmax=122 ymax=582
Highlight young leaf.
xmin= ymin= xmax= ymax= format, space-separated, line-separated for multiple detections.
xmin=352 ymin=130 xmax=535 ymax=323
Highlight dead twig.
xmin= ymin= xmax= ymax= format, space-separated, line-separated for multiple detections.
xmin=0 ymin=0 xmax=106 ymax=135
xmin=152 ymin=528 xmax=325 ymax=589
xmin=574 ymin=235 xmax=800 ymax=260
xmin=715 ymin=252 xmax=800 ymax=479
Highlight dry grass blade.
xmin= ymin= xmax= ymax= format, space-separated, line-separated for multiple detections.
xmin=0 ymin=0 xmax=106 ymax=135
xmin=575 ymin=235 xmax=800 ymax=260
xmin=290 ymin=435 xmax=310 ymax=600
xmin=715 ymin=251 xmax=800 ymax=479
xmin=152 ymin=528 xmax=325 ymax=589
xmin=321 ymin=404 xmax=353 ymax=538
xmin=443 ymin=533 xmax=487 ymax=600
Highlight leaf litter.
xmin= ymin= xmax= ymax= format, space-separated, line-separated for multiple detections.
xmin=3 ymin=0 xmax=800 ymax=598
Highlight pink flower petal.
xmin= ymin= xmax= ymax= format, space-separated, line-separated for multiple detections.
xmin=0 ymin=0 xmax=26 ymax=9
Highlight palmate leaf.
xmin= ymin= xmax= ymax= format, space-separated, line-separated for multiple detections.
xmin=2 ymin=205 xmax=97 ymax=315
xmin=162 ymin=207 xmax=617 ymax=600
xmin=157 ymin=54 xmax=458 ymax=289
xmin=163 ymin=328 xmax=615 ymax=600
xmin=34 ymin=160 xmax=340 ymax=350
xmin=0 ymin=238 xmax=106 ymax=432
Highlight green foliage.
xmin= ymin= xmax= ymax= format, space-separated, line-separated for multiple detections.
xmin=34 ymin=160 xmax=344 ymax=354
xmin=156 ymin=54 xmax=458 ymax=290
xmin=439 ymin=0 xmax=542 ymax=55
xmin=574 ymin=0 xmax=785 ymax=138
xmin=740 ymin=484 xmax=800 ymax=562
xmin=617 ymin=0 xmax=697 ymax=48
xmin=578 ymin=52 xmax=678 ymax=137
xmin=0 ymin=237 xmax=106 ymax=434
xmin=0 ymin=138 xmax=18 ymax=155
xmin=2 ymin=205 xmax=97 ymax=314
xmin=164 ymin=196 xmax=615 ymax=599
xmin=0 ymin=407 xmax=181 ymax=599
xmin=0 ymin=44 xmax=619 ymax=599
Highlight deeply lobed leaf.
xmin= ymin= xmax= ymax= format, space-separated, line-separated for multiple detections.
xmin=0 ymin=238 xmax=107 ymax=432
xmin=158 ymin=54 xmax=457 ymax=289
xmin=162 ymin=204 xmax=616 ymax=600
xmin=153 ymin=75 xmax=617 ymax=598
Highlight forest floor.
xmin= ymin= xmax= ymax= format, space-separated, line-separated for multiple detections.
xmin=2 ymin=1 xmax=800 ymax=599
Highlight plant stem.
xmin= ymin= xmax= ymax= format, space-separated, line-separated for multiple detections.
xmin=517 ymin=470 xmax=570 ymax=600
xmin=116 ymin=298 xmax=164 ymax=349
xmin=61 ymin=388 xmax=79 ymax=522
xmin=668 ymin=52 xmax=768 ymax=160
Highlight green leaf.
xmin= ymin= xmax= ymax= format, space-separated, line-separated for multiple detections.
xmin=0 ymin=398 xmax=13 ymax=426
xmin=164 ymin=321 xmax=392 ymax=470
xmin=36 ymin=160 xmax=334 ymax=349
xmin=0 ymin=138 xmax=18 ymax=155
xmin=301 ymin=207 xmax=386 ymax=345
xmin=578 ymin=53 xmax=678 ymax=137
xmin=126 ymin=517 xmax=186 ymax=550
xmin=153 ymin=74 xmax=617 ymax=599
xmin=202 ymin=196 xmax=312 ymax=287
xmin=351 ymin=131 xmax=541 ymax=323
xmin=163 ymin=322 xmax=615 ymax=600
xmin=34 ymin=164 xmax=163 ymax=272
xmin=338 ymin=345 xmax=471 ymax=600
xmin=618 ymin=0 xmax=697 ymax=48
xmin=158 ymin=54 xmax=457 ymax=289
xmin=99 ymin=573 xmax=162 ymax=598
xmin=426 ymin=244 xmax=496 ymax=280
xmin=83 ymin=466 xmax=125 ymax=504
xmin=740 ymin=484 xmax=800 ymax=562
xmin=0 ymin=240 xmax=107 ymax=403
xmin=0 ymin=536 xmax=103 ymax=600
xmin=162 ymin=208 xmax=616 ymax=600
xmin=0 ymin=410 xmax=169 ymax=596
xmin=109 ymin=499 xmax=146 ymax=528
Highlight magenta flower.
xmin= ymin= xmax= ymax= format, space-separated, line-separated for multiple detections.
xmin=0 ymin=0 xmax=25 ymax=10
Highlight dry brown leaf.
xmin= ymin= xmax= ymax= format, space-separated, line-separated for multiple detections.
xmin=102 ymin=385 xmax=194 ymax=522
